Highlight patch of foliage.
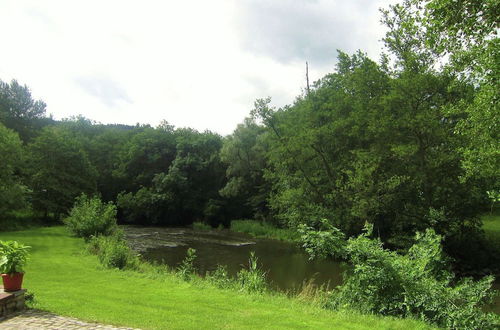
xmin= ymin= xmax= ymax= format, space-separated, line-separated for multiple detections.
xmin=0 ymin=79 xmax=47 ymax=142
xmin=24 ymin=291 xmax=36 ymax=307
xmin=116 ymin=129 xmax=228 ymax=227
xmin=219 ymin=117 xmax=271 ymax=221
xmin=192 ymin=222 xmax=212 ymax=231
xmin=206 ymin=264 xmax=234 ymax=289
xmin=487 ymin=191 xmax=500 ymax=214
xmin=389 ymin=0 xmax=499 ymax=180
xmin=177 ymin=248 xmax=197 ymax=281
xmin=0 ymin=240 xmax=30 ymax=274
xmin=236 ymin=252 xmax=267 ymax=294
xmin=255 ymin=50 xmax=489 ymax=247
xmin=298 ymin=219 xmax=345 ymax=259
xmin=28 ymin=127 xmax=98 ymax=218
xmin=0 ymin=123 xmax=29 ymax=220
xmin=205 ymin=253 xmax=268 ymax=294
xmin=300 ymin=223 xmax=499 ymax=329
xmin=64 ymin=194 xmax=117 ymax=240
xmin=0 ymin=210 xmax=49 ymax=232
xmin=87 ymin=232 xmax=138 ymax=270
xmin=231 ymin=220 xmax=300 ymax=242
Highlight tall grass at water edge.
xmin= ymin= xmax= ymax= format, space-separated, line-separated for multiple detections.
xmin=230 ymin=219 xmax=300 ymax=241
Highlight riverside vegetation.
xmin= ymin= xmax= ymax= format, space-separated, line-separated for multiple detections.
xmin=230 ymin=220 xmax=300 ymax=242
xmin=0 ymin=200 xmax=432 ymax=329
xmin=0 ymin=0 xmax=499 ymax=329
xmin=3 ymin=227 xmax=436 ymax=329
xmin=63 ymin=195 xmax=498 ymax=328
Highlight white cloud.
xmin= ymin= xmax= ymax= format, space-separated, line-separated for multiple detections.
xmin=0 ymin=0 xmax=397 ymax=135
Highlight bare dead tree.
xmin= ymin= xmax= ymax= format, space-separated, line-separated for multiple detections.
xmin=306 ymin=61 xmax=310 ymax=95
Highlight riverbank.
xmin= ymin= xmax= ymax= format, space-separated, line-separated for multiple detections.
xmin=483 ymin=212 xmax=500 ymax=245
xmin=232 ymin=213 xmax=500 ymax=245
xmin=0 ymin=226 xmax=431 ymax=329
xmin=230 ymin=220 xmax=300 ymax=242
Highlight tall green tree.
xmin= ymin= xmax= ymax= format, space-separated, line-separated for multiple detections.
xmin=88 ymin=126 xmax=133 ymax=201
xmin=27 ymin=126 xmax=97 ymax=218
xmin=114 ymin=125 xmax=177 ymax=193
xmin=376 ymin=0 xmax=499 ymax=270
xmin=117 ymin=128 xmax=228 ymax=226
xmin=0 ymin=79 xmax=47 ymax=142
xmin=382 ymin=0 xmax=499 ymax=183
xmin=0 ymin=123 xmax=29 ymax=218
xmin=257 ymin=50 xmax=485 ymax=245
xmin=220 ymin=117 xmax=271 ymax=221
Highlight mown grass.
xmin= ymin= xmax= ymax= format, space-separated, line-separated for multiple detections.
xmin=231 ymin=220 xmax=300 ymax=242
xmin=0 ymin=226 xmax=432 ymax=329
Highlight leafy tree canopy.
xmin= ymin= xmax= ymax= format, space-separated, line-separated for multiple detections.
xmin=0 ymin=123 xmax=29 ymax=218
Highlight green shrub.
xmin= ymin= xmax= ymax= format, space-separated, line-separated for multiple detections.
xmin=24 ymin=291 xmax=36 ymax=306
xmin=300 ymin=223 xmax=499 ymax=329
xmin=236 ymin=252 xmax=267 ymax=294
xmin=88 ymin=233 xmax=138 ymax=270
xmin=206 ymin=265 xmax=234 ymax=289
xmin=177 ymin=248 xmax=197 ymax=280
xmin=298 ymin=219 xmax=345 ymax=259
xmin=192 ymin=222 xmax=211 ymax=231
xmin=0 ymin=240 xmax=30 ymax=274
xmin=64 ymin=194 xmax=117 ymax=240
xmin=86 ymin=235 xmax=102 ymax=255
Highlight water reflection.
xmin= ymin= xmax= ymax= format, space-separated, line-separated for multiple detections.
xmin=123 ymin=225 xmax=499 ymax=314
xmin=124 ymin=226 xmax=344 ymax=292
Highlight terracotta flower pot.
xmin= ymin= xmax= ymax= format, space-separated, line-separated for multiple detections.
xmin=1 ymin=272 xmax=24 ymax=292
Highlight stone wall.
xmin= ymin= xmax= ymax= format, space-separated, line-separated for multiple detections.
xmin=0 ymin=286 xmax=26 ymax=319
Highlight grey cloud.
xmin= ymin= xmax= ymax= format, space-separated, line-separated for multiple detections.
xmin=75 ymin=76 xmax=133 ymax=107
xmin=235 ymin=0 xmax=382 ymax=66
xmin=245 ymin=75 xmax=271 ymax=93
xmin=237 ymin=74 xmax=300 ymax=110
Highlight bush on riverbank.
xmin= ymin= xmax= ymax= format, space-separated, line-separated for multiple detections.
xmin=299 ymin=222 xmax=499 ymax=329
xmin=176 ymin=247 xmax=197 ymax=280
xmin=230 ymin=219 xmax=300 ymax=241
xmin=65 ymin=195 xmax=141 ymax=270
xmin=87 ymin=232 xmax=139 ymax=270
xmin=236 ymin=252 xmax=267 ymax=294
xmin=64 ymin=194 xmax=117 ymax=240
xmin=181 ymin=249 xmax=268 ymax=294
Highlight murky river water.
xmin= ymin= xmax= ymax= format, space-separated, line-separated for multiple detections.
xmin=124 ymin=226 xmax=344 ymax=292
xmin=124 ymin=226 xmax=499 ymax=313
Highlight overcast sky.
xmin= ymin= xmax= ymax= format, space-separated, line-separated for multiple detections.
xmin=0 ymin=0 xmax=396 ymax=135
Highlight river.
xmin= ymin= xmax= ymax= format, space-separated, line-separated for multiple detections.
xmin=123 ymin=226 xmax=499 ymax=313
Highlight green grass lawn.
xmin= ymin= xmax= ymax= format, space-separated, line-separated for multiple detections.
xmin=0 ymin=226 xmax=432 ymax=329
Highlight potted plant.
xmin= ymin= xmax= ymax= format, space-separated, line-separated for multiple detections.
xmin=0 ymin=240 xmax=30 ymax=292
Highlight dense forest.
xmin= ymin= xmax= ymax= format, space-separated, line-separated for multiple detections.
xmin=1 ymin=0 xmax=498 ymax=277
